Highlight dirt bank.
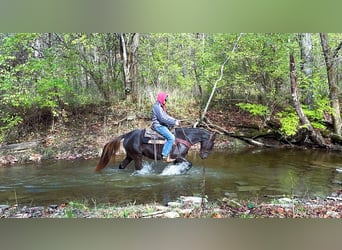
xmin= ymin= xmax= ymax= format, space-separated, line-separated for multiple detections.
xmin=0 ymin=111 xmax=237 ymax=167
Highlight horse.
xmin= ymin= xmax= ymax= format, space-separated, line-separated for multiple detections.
xmin=94 ymin=127 xmax=216 ymax=172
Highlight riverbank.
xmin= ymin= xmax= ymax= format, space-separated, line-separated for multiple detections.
xmin=1 ymin=193 xmax=341 ymax=218
xmin=0 ymin=111 xmax=237 ymax=167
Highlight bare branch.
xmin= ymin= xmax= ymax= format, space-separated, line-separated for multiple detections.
xmin=196 ymin=33 xmax=244 ymax=127
xmin=333 ymin=41 xmax=342 ymax=58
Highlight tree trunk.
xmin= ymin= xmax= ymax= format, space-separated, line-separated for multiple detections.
xmin=320 ymin=33 xmax=342 ymax=135
xmin=290 ymin=54 xmax=326 ymax=147
xmin=298 ymin=33 xmax=314 ymax=106
xmin=120 ymin=33 xmax=139 ymax=102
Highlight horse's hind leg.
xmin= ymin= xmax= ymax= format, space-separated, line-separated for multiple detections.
xmin=133 ymin=154 xmax=143 ymax=170
xmin=119 ymin=156 xmax=132 ymax=169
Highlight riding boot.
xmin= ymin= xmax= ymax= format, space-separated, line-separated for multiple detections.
xmin=162 ymin=155 xmax=176 ymax=163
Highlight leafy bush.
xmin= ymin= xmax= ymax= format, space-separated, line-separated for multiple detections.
xmin=236 ymin=103 xmax=269 ymax=117
xmin=276 ymin=100 xmax=330 ymax=137
xmin=276 ymin=108 xmax=299 ymax=136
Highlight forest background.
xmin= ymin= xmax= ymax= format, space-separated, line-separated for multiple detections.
xmin=1 ymin=33 xmax=342 ymax=161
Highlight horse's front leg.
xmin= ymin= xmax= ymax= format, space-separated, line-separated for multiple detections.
xmin=119 ymin=156 xmax=132 ymax=169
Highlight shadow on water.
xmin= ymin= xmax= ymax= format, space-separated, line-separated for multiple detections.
xmin=0 ymin=148 xmax=342 ymax=206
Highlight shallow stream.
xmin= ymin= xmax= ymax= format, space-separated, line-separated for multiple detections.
xmin=0 ymin=148 xmax=341 ymax=206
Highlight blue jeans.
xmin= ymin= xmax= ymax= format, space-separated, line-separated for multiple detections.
xmin=154 ymin=126 xmax=175 ymax=157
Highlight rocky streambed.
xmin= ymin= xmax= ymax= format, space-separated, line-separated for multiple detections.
xmin=1 ymin=194 xmax=341 ymax=218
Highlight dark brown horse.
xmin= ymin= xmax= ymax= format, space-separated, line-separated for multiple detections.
xmin=94 ymin=127 xmax=216 ymax=171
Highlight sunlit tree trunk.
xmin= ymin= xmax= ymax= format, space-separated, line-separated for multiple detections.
xmin=320 ymin=33 xmax=342 ymax=135
xmin=298 ymin=33 xmax=313 ymax=106
xmin=119 ymin=33 xmax=139 ymax=102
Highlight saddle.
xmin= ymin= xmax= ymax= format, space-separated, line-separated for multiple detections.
xmin=143 ymin=128 xmax=170 ymax=144
xmin=143 ymin=128 xmax=192 ymax=148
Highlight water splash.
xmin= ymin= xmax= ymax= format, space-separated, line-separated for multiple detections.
xmin=131 ymin=160 xmax=192 ymax=176
xmin=131 ymin=162 xmax=155 ymax=176
xmin=160 ymin=162 xmax=192 ymax=176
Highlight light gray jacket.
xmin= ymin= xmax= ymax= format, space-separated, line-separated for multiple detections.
xmin=151 ymin=101 xmax=177 ymax=129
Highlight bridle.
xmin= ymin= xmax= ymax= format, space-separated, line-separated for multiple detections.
xmin=178 ymin=127 xmax=214 ymax=154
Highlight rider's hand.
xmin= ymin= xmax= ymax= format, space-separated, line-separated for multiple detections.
xmin=175 ymin=120 xmax=180 ymax=126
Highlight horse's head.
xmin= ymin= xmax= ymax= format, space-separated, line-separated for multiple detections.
xmin=199 ymin=132 xmax=216 ymax=159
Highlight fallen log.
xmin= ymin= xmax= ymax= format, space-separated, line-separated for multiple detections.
xmin=0 ymin=140 xmax=42 ymax=152
xmin=201 ymin=118 xmax=277 ymax=148
xmin=330 ymin=133 xmax=342 ymax=145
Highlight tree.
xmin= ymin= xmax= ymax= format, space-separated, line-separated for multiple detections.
xmin=298 ymin=33 xmax=314 ymax=106
xmin=320 ymin=33 xmax=342 ymax=135
xmin=119 ymin=33 xmax=139 ymax=102
xmin=289 ymin=53 xmax=325 ymax=146
xmin=198 ymin=33 xmax=243 ymax=125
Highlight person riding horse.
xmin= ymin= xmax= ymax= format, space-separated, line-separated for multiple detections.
xmin=94 ymin=92 xmax=216 ymax=172
xmin=151 ymin=92 xmax=180 ymax=163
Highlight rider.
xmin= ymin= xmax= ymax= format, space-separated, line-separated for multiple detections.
xmin=152 ymin=92 xmax=180 ymax=163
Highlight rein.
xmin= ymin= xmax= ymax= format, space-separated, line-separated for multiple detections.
xmin=179 ymin=126 xmax=194 ymax=145
xmin=176 ymin=138 xmax=192 ymax=148
xmin=178 ymin=126 xmax=213 ymax=152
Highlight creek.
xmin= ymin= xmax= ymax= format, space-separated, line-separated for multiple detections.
xmin=0 ymin=148 xmax=341 ymax=206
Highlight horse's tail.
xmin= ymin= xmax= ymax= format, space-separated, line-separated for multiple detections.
xmin=94 ymin=134 xmax=125 ymax=172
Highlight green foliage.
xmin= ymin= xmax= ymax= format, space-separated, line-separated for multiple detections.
xmin=236 ymin=103 xmax=269 ymax=117
xmin=277 ymin=108 xmax=299 ymax=136
xmin=64 ymin=201 xmax=89 ymax=218
xmin=302 ymin=98 xmax=332 ymax=130
xmin=0 ymin=34 xmax=74 ymax=141
xmin=0 ymin=32 xmax=340 ymax=144
xmin=0 ymin=114 xmax=23 ymax=142
xmin=276 ymin=97 xmax=331 ymax=137
xmin=139 ymin=33 xmax=201 ymax=90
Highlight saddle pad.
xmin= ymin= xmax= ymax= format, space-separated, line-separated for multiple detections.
xmin=147 ymin=139 xmax=166 ymax=144
xmin=143 ymin=128 xmax=178 ymax=145
xmin=144 ymin=128 xmax=164 ymax=139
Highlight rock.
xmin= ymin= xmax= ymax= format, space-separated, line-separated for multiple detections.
xmin=155 ymin=205 xmax=168 ymax=211
xmin=278 ymin=198 xmax=293 ymax=203
xmin=178 ymin=208 xmax=193 ymax=214
xmin=167 ymin=202 xmax=182 ymax=207
xmin=180 ymin=196 xmax=207 ymax=205
xmin=163 ymin=211 xmax=180 ymax=218
xmin=326 ymin=210 xmax=340 ymax=218
xmin=224 ymin=199 xmax=242 ymax=208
